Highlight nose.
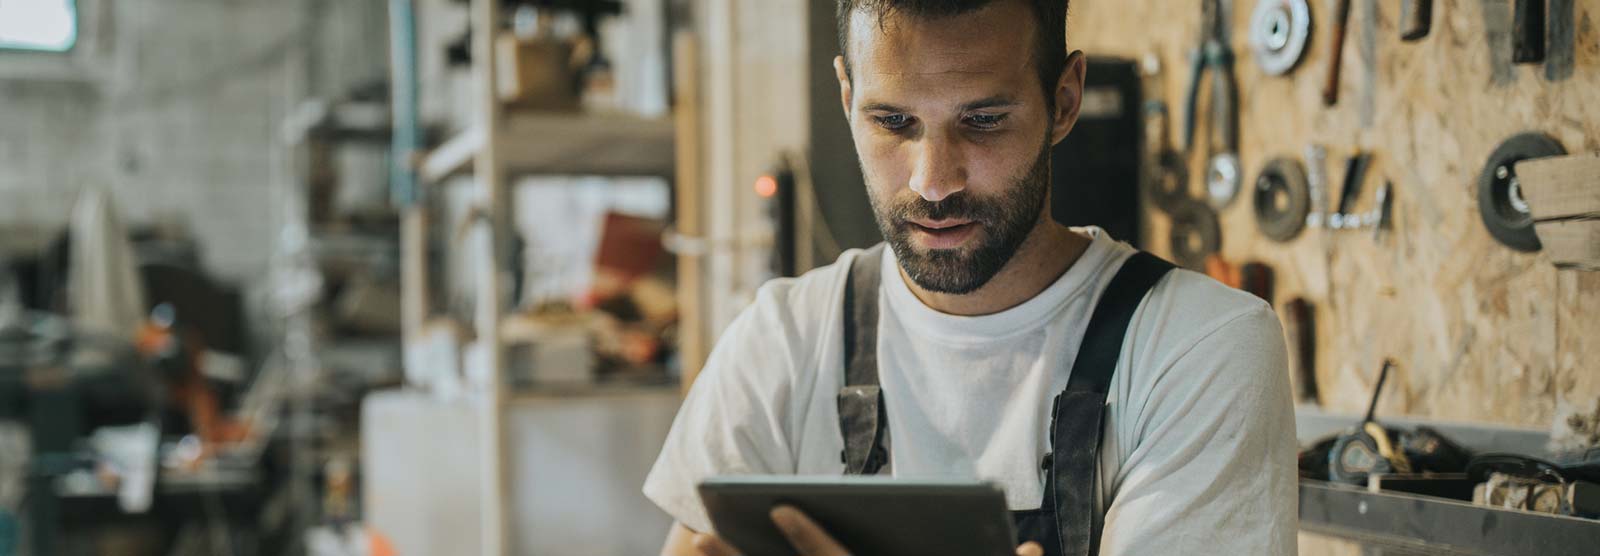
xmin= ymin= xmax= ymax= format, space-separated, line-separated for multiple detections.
xmin=907 ymin=129 xmax=966 ymax=202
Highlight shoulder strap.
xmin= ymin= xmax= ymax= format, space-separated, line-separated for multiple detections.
xmin=1063 ymin=251 xmax=1176 ymax=394
xmin=1049 ymin=251 xmax=1176 ymax=556
xmin=839 ymin=244 xmax=888 ymax=474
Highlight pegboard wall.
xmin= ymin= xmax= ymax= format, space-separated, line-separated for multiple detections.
xmin=1067 ymin=0 xmax=1599 ymax=437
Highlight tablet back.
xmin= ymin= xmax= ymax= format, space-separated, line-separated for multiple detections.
xmin=698 ymin=476 xmax=1017 ymax=556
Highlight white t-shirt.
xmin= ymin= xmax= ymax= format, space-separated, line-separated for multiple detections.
xmin=643 ymin=228 xmax=1297 ymax=554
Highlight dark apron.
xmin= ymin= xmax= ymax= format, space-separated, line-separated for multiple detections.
xmin=837 ymin=244 xmax=1174 ymax=556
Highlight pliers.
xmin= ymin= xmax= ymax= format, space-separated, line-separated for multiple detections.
xmin=1182 ymin=0 xmax=1241 ymax=207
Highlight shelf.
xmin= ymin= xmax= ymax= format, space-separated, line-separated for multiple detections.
xmin=508 ymin=371 xmax=677 ymax=402
xmin=1295 ymin=406 xmax=1554 ymax=458
xmin=1299 ymin=480 xmax=1600 ymax=555
xmin=420 ymin=112 xmax=675 ymax=183
xmin=508 ymin=380 xmax=677 ymax=403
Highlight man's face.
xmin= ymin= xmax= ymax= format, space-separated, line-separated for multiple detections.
xmin=837 ymin=1 xmax=1079 ymax=295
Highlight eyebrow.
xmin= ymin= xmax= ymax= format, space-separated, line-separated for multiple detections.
xmin=859 ymin=96 xmax=1020 ymax=113
xmin=959 ymin=96 xmax=1020 ymax=111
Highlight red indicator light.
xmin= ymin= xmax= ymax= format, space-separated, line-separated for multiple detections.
xmin=755 ymin=175 xmax=779 ymax=198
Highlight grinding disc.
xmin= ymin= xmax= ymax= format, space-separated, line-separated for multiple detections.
xmin=1250 ymin=0 xmax=1312 ymax=76
xmin=1168 ymin=198 xmax=1222 ymax=271
xmin=1145 ymin=150 xmax=1190 ymax=213
xmin=1253 ymin=157 xmax=1311 ymax=242
xmin=1477 ymin=132 xmax=1565 ymax=252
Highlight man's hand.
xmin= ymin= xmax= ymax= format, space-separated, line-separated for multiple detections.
xmin=764 ymin=506 xmax=1044 ymax=556
xmin=769 ymin=506 xmax=849 ymax=555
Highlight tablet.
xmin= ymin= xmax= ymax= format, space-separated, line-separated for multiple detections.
xmin=697 ymin=475 xmax=1016 ymax=556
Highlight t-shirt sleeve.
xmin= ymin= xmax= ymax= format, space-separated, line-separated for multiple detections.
xmin=1100 ymin=302 xmax=1299 ymax=555
xmin=642 ymin=284 xmax=807 ymax=534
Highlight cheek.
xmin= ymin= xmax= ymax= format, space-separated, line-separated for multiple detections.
xmin=967 ymin=133 xmax=1044 ymax=188
xmin=855 ymin=130 xmax=911 ymax=194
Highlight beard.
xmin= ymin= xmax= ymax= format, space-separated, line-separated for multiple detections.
xmin=867 ymin=138 xmax=1052 ymax=295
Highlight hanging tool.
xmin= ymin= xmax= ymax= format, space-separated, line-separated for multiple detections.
xmin=1168 ymin=198 xmax=1223 ymax=271
xmin=1311 ymin=150 xmax=1393 ymax=237
xmin=1283 ymin=298 xmax=1317 ymax=403
xmin=1322 ymin=0 xmax=1352 ymax=106
xmin=1367 ymin=182 xmax=1395 ymax=240
xmin=1249 ymin=0 xmax=1313 ymax=76
xmin=1305 ymin=145 xmax=1330 ymax=229
xmin=1253 ymin=156 xmax=1311 ymax=242
xmin=1144 ymin=101 xmax=1190 ymax=212
xmin=1329 ymin=152 xmax=1371 ymax=230
xmin=1141 ymin=55 xmax=1190 ymax=213
xmin=1477 ymin=132 xmax=1566 ymax=252
xmin=1513 ymin=0 xmax=1546 ymax=64
xmin=1399 ymin=0 xmax=1432 ymax=41
xmin=1182 ymin=0 xmax=1242 ymax=210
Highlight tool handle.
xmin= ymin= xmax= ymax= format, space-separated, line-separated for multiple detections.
xmin=1512 ymin=0 xmax=1546 ymax=64
xmin=1181 ymin=49 xmax=1205 ymax=151
xmin=1322 ymin=0 xmax=1352 ymax=106
xmin=1363 ymin=360 xmax=1394 ymax=423
xmin=1207 ymin=43 xmax=1237 ymax=152
xmin=1399 ymin=0 xmax=1432 ymax=41
xmin=1337 ymin=152 xmax=1371 ymax=216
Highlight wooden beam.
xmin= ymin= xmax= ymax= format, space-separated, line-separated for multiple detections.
xmin=1519 ymin=152 xmax=1600 ymax=221
xmin=401 ymin=206 xmax=428 ymax=345
xmin=673 ymin=30 xmax=709 ymax=394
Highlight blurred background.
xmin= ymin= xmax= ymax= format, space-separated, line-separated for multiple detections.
xmin=1 ymin=0 xmax=1598 ymax=555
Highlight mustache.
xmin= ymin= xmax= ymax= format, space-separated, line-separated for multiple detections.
xmin=889 ymin=193 xmax=992 ymax=224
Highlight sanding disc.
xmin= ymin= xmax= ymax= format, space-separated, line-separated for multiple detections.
xmin=1250 ymin=0 xmax=1312 ymax=76
xmin=1477 ymin=132 xmax=1565 ymax=252
xmin=1145 ymin=150 xmax=1190 ymax=213
xmin=1253 ymin=157 xmax=1311 ymax=242
xmin=1168 ymin=198 xmax=1222 ymax=271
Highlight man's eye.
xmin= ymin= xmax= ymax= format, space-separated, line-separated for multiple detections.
xmin=965 ymin=113 xmax=1007 ymax=129
xmin=873 ymin=114 xmax=912 ymax=130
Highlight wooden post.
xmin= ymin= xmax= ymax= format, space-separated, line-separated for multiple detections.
xmin=400 ymin=207 xmax=428 ymax=345
xmin=673 ymin=31 xmax=710 ymax=393
xmin=470 ymin=0 xmax=508 ymax=554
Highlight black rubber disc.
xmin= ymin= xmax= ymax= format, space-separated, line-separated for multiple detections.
xmin=1168 ymin=198 xmax=1222 ymax=271
xmin=1477 ymin=132 xmax=1565 ymax=252
xmin=1253 ymin=157 xmax=1311 ymax=242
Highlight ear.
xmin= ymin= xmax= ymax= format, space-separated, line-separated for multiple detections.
xmin=834 ymin=55 xmax=853 ymax=122
xmin=1049 ymin=50 xmax=1088 ymax=146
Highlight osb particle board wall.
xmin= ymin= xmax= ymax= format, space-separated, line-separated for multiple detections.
xmin=1067 ymin=0 xmax=1600 ymax=434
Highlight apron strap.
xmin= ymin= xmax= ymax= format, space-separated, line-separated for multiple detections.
xmin=839 ymin=244 xmax=888 ymax=475
xmin=1049 ymin=251 xmax=1175 ymax=556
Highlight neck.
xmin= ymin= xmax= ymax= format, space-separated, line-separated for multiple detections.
xmin=898 ymin=219 xmax=1091 ymax=316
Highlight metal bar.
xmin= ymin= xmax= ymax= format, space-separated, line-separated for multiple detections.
xmin=1300 ymin=480 xmax=1600 ymax=556
xmin=387 ymin=0 xmax=421 ymax=206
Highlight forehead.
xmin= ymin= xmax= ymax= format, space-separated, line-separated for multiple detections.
xmin=846 ymin=1 xmax=1038 ymax=100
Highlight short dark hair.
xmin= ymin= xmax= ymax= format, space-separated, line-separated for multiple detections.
xmin=835 ymin=0 xmax=1069 ymax=107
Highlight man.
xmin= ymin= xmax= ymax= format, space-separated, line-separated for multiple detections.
xmin=645 ymin=1 xmax=1297 ymax=554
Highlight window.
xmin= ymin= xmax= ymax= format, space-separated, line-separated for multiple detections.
xmin=0 ymin=0 xmax=78 ymax=52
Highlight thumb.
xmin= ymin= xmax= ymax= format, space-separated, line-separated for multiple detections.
xmin=1016 ymin=541 xmax=1045 ymax=556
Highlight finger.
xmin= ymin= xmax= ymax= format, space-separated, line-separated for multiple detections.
xmin=1015 ymin=541 xmax=1044 ymax=556
xmin=691 ymin=533 xmax=740 ymax=556
xmin=770 ymin=506 xmax=849 ymax=556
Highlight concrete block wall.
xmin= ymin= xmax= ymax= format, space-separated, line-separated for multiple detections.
xmin=0 ymin=0 xmax=388 ymax=283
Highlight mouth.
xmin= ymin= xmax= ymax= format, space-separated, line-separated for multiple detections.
xmin=906 ymin=219 xmax=980 ymax=250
